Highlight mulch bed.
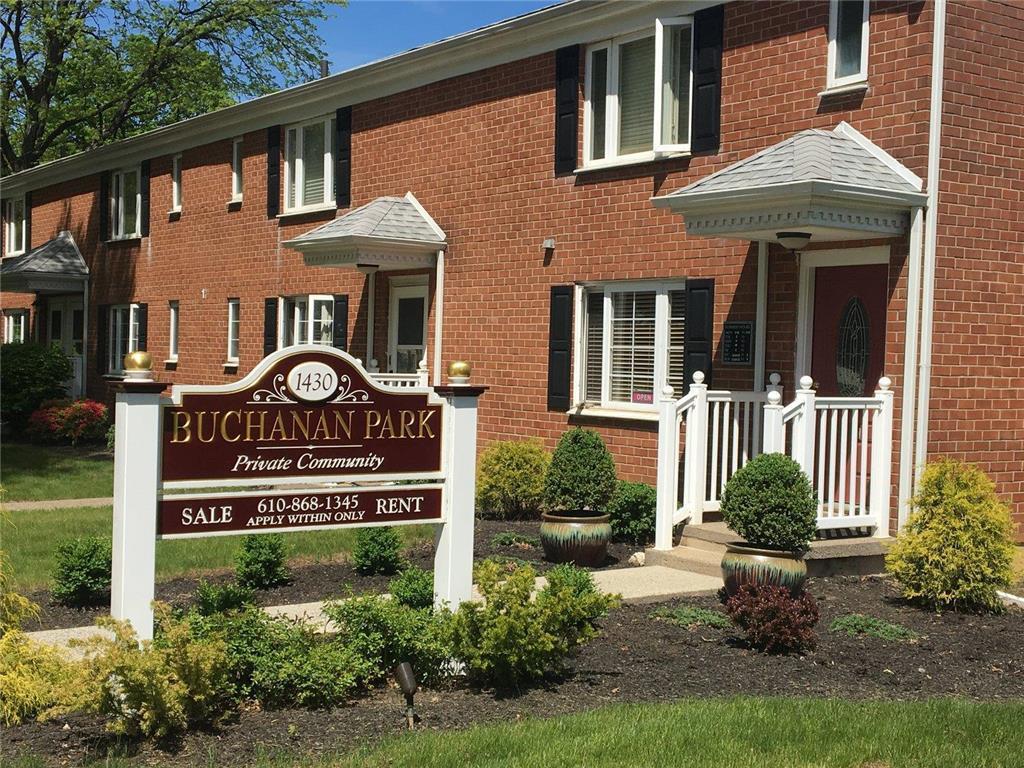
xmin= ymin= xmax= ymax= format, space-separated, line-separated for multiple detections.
xmin=6 ymin=577 xmax=1022 ymax=767
xmin=24 ymin=519 xmax=642 ymax=632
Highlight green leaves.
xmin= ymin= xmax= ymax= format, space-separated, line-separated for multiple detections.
xmin=543 ymin=428 xmax=618 ymax=512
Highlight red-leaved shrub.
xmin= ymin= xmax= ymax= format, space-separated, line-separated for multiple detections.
xmin=26 ymin=399 xmax=109 ymax=445
xmin=725 ymin=583 xmax=820 ymax=654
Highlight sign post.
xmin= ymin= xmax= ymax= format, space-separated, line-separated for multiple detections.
xmin=110 ymin=347 xmax=484 ymax=640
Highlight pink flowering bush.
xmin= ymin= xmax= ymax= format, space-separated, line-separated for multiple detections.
xmin=26 ymin=399 xmax=109 ymax=445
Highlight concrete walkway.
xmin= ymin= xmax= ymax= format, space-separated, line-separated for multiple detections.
xmin=3 ymin=496 xmax=113 ymax=512
xmin=26 ymin=565 xmax=721 ymax=655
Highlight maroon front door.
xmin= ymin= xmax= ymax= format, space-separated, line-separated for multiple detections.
xmin=811 ymin=264 xmax=888 ymax=396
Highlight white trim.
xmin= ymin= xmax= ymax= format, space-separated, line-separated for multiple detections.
xmin=3 ymin=196 xmax=27 ymax=257
xmin=283 ymin=115 xmax=335 ymax=212
xmin=567 ymin=405 xmax=661 ymax=422
xmin=226 ymin=298 xmax=240 ymax=364
xmin=834 ymin=121 xmax=923 ymax=190
xmin=405 ymin=192 xmax=447 ymax=240
xmin=388 ymin=280 xmax=429 ymax=374
xmin=818 ymin=81 xmax=869 ymax=98
xmin=432 ymin=250 xmax=444 ymax=386
xmin=826 ymin=0 xmax=870 ymax=91
xmin=653 ymin=16 xmax=693 ymax=154
xmin=795 ymin=245 xmax=890 ymax=379
xmin=167 ymin=300 xmax=180 ymax=362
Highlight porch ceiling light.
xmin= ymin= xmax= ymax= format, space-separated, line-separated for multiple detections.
xmin=776 ymin=232 xmax=812 ymax=251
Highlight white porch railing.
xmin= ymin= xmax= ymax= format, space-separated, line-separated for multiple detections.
xmin=369 ymin=359 xmax=430 ymax=389
xmin=655 ymin=373 xmax=894 ymax=549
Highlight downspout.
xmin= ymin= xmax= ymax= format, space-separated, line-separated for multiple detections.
xmin=914 ymin=0 xmax=946 ymax=480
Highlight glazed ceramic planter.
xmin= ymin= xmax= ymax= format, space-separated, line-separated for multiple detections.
xmin=540 ymin=510 xmax=611 ymax=567
xmin=721 ymin=542 xmax=807 ymax=597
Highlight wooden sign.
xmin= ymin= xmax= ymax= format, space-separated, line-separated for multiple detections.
xmin=722 ymin=321 xmax=753 ymax=365
xmin=158 ymin=485 xmax=443 ymax=538
xmin=161 ymin=349 xmax=443 ymax=485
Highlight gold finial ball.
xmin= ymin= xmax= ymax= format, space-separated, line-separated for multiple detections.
xmin=124 ymin=350 xmax=153 ymax=372
xmin=448 ymin=360 xmax=471 ymax=380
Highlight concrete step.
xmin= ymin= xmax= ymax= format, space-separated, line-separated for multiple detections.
xmin=645 ymin=545 xmax=723 ymax=579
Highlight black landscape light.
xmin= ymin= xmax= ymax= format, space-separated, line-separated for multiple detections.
xmin=395 ymin=661 xmax=418 ymax=730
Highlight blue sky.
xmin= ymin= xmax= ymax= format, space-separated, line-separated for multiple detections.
xmin=319 ymin=0 xmax=556 ymax=74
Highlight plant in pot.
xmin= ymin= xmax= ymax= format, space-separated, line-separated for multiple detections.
xmin=540 ymin=427 xmax=617 ymax=566
xmin=719 ymin=453 xmax=818 ymax=596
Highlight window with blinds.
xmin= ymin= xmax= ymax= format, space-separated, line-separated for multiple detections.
xmin=580 ymin=282 xmax=687 ymax=409
xmin=585 ymin=19 xmax=694 ymax=166
xmin=284 ymin=116 xmax=335 ymax=211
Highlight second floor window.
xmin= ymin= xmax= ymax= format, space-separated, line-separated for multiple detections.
xmin=111 ymin=167 xmax=141 ymax=239
xmin=4 ymin=196 xmax=27 ymax=257
xmin=284 ymin=116 xmax=336 ymax=211
xmin=168 ymin=300 xmax=179 ymax=362
xmin=226 ymin=299 xmax=240 ymax=363
xmin=171 ymin=154 xmax=182 ymax=212
xmin=231 ymin=138 xmax=244 ymax=201
xmin=827 ymin=0 xmax=869 ymax=89
xmin=585 ymin=17 xmax=693 ymax=167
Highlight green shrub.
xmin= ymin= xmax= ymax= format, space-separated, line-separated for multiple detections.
xmin=829 ymin=613 xmax=918 ymax=641
xmin=194 ymin=580 xmax=255 ymax=616
xmin=389 ymin=566 xmax=434 ymax=609
xmin=352 ymin=526 xmax=404 ymax=575
xmin=490 ymin=531 xmax=540 ymax=548
xmin=190 ymin=607 xmax=370 ymax=708
xmin=450 ymin=560 xmax=618 ymax=687
xmin=77 ymin=607 xmax=233 ymax=739
xmin=720 ymin=453 xmax=817 ymax=551
xmin=724 ymin=584 xmax=819 ymax=655
xmin=0 ymin=630 xmax=83 ymax=725
xmin=608 ymin=481 xmax=657 ymax=543
xmin=235 ymin=534 xmax=290 ymax=589
xmin=886 ymin=459 xmax=1015 ymax=612
xmin=0 ymin=343 xmax=73 ymax=430
xmin=543 ymin=428 xmax=617 ymax=512
xmin=476 ymin=440 xmax=550 ymax=518
xmin=51 ymin=536 xmax=111 ymax=607
xmin=105 ymin=423 xmax=116 ymax=452
xmin=1 ymin=549 xmax=39 ymax=636
xmin=325 ymin=595 xmax=453 ymax=686
xmin=651 ymin=606 xmax=730 ymax=630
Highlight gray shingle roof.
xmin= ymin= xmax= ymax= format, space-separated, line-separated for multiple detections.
xmin=295 ymin=194 xmax=445 ymax=245
xmin=0 ymin=231 xmax=87 ymax=277
xmin=669 ymin=125 xmax=920 ymax=198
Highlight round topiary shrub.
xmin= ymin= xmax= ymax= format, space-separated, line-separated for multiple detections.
xmin=886 ymin=459 xmax=1015 ymax=612
xmin=607 ymin=481 xmax=657 ymax=544
xmin=543 ymin=428 xmax=617 ymax=512
xmin=51 ymin=536 xmax=111 ymax=606
xmin=475 ymin=439 xmax=550 ymax=519
xmin=720 ymin=453 xmax=817 ymax=551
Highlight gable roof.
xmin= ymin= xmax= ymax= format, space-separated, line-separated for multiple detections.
xmin=290 ymin=193 xmax=446 ymax=247
xmin=0 ymin=231 xmax=88 ymax=293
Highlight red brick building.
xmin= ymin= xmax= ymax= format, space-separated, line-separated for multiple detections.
xmin=2 ymin=0 xmax=1022 ymax=537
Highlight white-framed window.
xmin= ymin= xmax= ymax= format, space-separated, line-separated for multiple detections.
xmin=108 ymin=303 xmax=141 ymax=374
xmin=110 ymin=167 xmax=141 ymax=239
xmin=226 ymin=298 xmax=240 ymax=363
xmin=4 ymin=196 xmax=27 ymax=257
xmin=231 ymin=138 xmax=244 ymax=201
xmin=827 ymin=0 xmax=869 ymax=90
xmin=584 ymin=17 xmax=693 ymax=168
xmin=167 ymin=300 xmax=179 ymax=362
xmin=4 ymin=310 xmax=27 ymax=343
xmin=576 ymin=281 xmax=688 ymax=411
xmin=284 ymin=116 xmax=336 ymax=212
xmin=278 ymin=295 xmax=334 ymax=347
xmin=170 ymin=154 xmax=182 ymax=212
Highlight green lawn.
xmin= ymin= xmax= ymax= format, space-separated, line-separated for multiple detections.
xmin=0 ymin=442 xmax=113 ymax=502
xmin=2 ymin=505 xmax=431 ymax=591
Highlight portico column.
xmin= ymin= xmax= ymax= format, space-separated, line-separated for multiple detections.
xmin=754 ymin=240 xmax=768 ymax=391
xmin=365 ymin=270 xmax=376 ymax=367
xmin=432 ymin=249 xmax=445 ymax=386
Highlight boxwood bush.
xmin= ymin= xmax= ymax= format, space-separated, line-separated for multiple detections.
xmin=389 ymin=566 xmax=434 ymax=609
xmin=51 ymin=536 xmax=111 ymax=607
xmin=607 ymin=481 xmax=657 ymax=543
xmin=886 ymin=459 xmax=1015 ymax=612
xmin=0 ymin=343 xmax=73 ymax=430
xmin=352 ymin=526 xmax=404 ymax=575
xmin=720 ymin=453 xmax=817 ymax=551
xmin=476 ymin=439 xmax=550 ymax=518
xmin=234 ymin=534 xmax=290 ymax=589
xmin=543 ymin=428 xmax=617 ymax=512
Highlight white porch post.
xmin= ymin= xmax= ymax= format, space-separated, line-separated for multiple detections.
xmin=432 ymin=250 xmax=445 ymax=387
xmin=871 ymin=377 xmax=895 ymax=537
xmin=791 ymin=375 xmax=816 ymax=476
xmin=754 ymin=240 xmax=768 ymax=391
xmin=365 ymin=270 xmax=376 ymax=369
xmin=433 ymin=380 xmax=484 ymax=610
xmin=761 ymin=389 xmax=784 ymax=454
xmin=686 ymin=373 xmax=709 ymax=525
xmin=82 ymin=277 xmax=90 ymax=396
xmin=655 ymin=385 xmax=678 ymax=550
xmin=110 ymin=376 xmax=163 ymax=641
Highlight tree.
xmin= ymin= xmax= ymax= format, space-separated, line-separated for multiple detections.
xmin=1 ymin=0 xmax=344 ymax=174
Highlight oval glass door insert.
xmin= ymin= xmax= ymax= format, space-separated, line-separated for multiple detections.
xmin=836 ymin=298 xmax=869 ymax=396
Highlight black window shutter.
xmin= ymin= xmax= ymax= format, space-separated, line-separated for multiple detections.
xmin=23 ymin=190 xmax=31 ymax=251
xmin=263 ymin=297 xmax=279 ymax=356
xmin=266 ymin=125 xmax=281 ymax=218
xmin=336 ymin=107 xmax=352 ymax=209
xmin=683 ymin=279 xmax=715 ymax=387
xmin=547 ymin=285 xmax=573 ymax=411
xmin=691 ymin=4 xmax=724 ymax=154
xmin=96 ymin=304 xmax=109 ymax=373
xmin=139 ymin=160 xmax=151 ymax=236
xmin=135 ymin=303 xmax=148 ymax=351
xmin=553 ymin=45 xmax=580 ymax=175
xmin=99 ymin=172 xmax=110 ymax=241
xmin=332 ymin=295 xmax=348 ymax=351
